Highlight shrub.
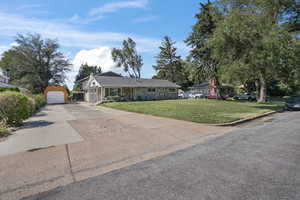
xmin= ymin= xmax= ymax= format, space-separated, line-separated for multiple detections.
xmin=0 ymin=91 xmax=32 ymax=126
xmin=0 ymin=121 xmax=10 ymax=138
xmin=0 ymin=87 xmax=20 ymax=92
xmin=30 ymin=94 xmax=46 ymax=110
xmin=27 ymin=97 xmax=36 ymax=115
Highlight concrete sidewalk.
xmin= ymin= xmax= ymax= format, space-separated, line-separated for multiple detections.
xmin=0 ymin=104 xmax=236 ymax=200
xmin=0 ymin=105 xmax=83 ymax=157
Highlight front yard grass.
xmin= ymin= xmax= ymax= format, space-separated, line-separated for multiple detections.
xmin=102 ymin=99 xmax=283 ymax=124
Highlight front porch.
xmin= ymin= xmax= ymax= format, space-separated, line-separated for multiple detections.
xmin=86 ymin=87 xmax=136 ymax=103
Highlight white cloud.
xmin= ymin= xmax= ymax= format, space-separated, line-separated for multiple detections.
xmin=67 ymin=46 xmax=122 ymax=89
xmin=0 ymin=46 xmax=8 ymax=57
xmin=73 ymin=46 xmax=118 ymax=72
xmin=0 ymin=43 xmax=18 ymax=57
xmin=0 ymin=11 xmax=160 ymax=53
xmin=133 ymin=15 xmax=158 ymax=23
xmin=68 ymin=14 xmax=104 ymax=24
xmin=89 ymin=0 xmax=148 ymax=16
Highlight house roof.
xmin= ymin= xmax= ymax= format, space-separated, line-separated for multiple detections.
xmin=100 ymin=71 xmax=122 ymax=77
xmin=0 ymin=82 xmax=15 ymax=88
xmin=76 ymin=71 xmax=122 ymax=83
xmin=190 ymin=82 xmax=234 ymax=89
xmin=190 ymin=82 xmax=209 ymax=88
xmin=93 ymin=76 xmax=180 ymax=88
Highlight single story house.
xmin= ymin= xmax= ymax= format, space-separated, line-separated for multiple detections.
xmin=189 ymin=81 xmax=235 ymax=96
xmin=82 ymin=73 xmax=180 ymax=103
xmin=0 ymin=69 xmax=30 ymax=93
xmin=0 ymin=69 xmax=9 ymax=84
xmin=189 ymin=82 xmax=211 ymax=95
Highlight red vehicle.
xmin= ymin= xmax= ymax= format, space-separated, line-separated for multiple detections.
xmin=206 ymin=93 xmax=228 ymax=100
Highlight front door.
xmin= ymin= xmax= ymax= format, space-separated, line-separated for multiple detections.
xmin=123 ymin=88 xmax=133 ymax=100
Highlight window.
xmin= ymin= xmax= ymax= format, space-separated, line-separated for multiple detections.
xmin=148 ymin=88 xmax=156 ymax=92
xmin=105 ymin=88 xmax=121 ymax=97
xmin=110 ymin=88 xmax=121 ymax=96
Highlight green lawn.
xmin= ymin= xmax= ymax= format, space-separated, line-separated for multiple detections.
xmin=102 ymin=99 xmax=283 ymax=124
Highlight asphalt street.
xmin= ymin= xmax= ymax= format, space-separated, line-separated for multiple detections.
xmin=23 ymin=111 xmax=300 ymax=200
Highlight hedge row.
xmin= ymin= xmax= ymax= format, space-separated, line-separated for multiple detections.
xmin=0 ymin=92 xmax=46 ymax=129
xmin=0 ymin=87 xmax=20 ymax=92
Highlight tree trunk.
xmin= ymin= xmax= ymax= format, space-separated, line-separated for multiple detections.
xmin=255 ymin=80 xmax=260 ymax=101
xmin=214 ymin=78 xmax=223 ymax=100
xmin=258 ymin=73 xmax=267 ymax=103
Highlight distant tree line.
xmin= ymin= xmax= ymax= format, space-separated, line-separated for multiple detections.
xmin=0 ymin=0 xmax=299 ymax=102
xmin=0 ymin=34 xmax=71 ymax=93
xmin=152 ymin=0 xmax=300 ymax=102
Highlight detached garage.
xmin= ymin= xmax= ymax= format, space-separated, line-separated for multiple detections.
xmin=44 ymin=85 xmax=68 ymax=104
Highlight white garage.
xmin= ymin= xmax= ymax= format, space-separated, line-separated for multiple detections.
xmin=44 ymin=85 xmax=68 ymax=104
xmin=47 ymin=91 xmax=65 ymax=104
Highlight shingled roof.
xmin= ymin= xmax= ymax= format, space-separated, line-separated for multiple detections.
xmin=94 ymin=76 xmax=180 ymax=88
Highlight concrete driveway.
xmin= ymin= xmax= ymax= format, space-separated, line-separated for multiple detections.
xmin=0 ymin=105 xmax=83 ymax=157
xmin=0 ymin=103 xmax=235 ymax=200
xmin=24 ymin=110 xmax=300 ymax=200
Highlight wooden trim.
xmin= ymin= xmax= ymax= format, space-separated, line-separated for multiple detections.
xmin=44 ymin=85 xmax=68 ymax=103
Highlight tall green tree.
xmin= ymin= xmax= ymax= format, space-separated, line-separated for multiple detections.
xmin=209 ymin=0 xmax=300 ymax=102
xmin=0 ymin=33 xmax=70 ymax=93
xmin=112 ymin=38 xmax=143 ymax=78
xmin=73 ymin=64 xmax=102 ymax=91
xmin=153 ymin=36 xmax=183 ymax=83
xmin=75 ymin=64 xmax=102 ymax=82
xmin=185 ymin=0 xmax=224 ymax=97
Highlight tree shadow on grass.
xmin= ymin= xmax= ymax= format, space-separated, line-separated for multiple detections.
xmin=251 ymin=104 xmax=284 ymax=112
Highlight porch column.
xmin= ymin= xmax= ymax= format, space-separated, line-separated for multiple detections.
xmin=101 ymin=87 xmax=104 ymax=101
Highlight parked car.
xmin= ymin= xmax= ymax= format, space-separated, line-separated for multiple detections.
xmin=188 ymin=92 xmax=205 ymax=99
xmin=234 ymin=93 xmax=256 ymax=101
xmin=178 ymin=92 xmax=189 ymax=99
xmin=285 ymin=96 xmax=300 ymax=111
xmin=206 ymin=93 xmax=228 ymax=100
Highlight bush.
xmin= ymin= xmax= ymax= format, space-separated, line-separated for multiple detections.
xmin=27 ymin=97 xmax=36 ymax=115
xmin=0 ymin=91 xmax=32 ymax=126
xmin=0 ymin=121 xmax=10 ymax=138
xmin=0 ymin=87 xmax=20 ymax=92
xmin=30 ymin=94 xmax=46 ymax=110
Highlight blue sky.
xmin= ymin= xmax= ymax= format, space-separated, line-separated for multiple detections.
xmin=0 ymin=0 xmax=205 ymax=88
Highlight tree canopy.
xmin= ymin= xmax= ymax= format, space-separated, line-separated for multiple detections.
xmin=207 ymin=0 xmax=300 ymax=102
xmin=112 ymin=38 xmax=143 ymax=78
xmin=0 ymin=33 xmax=70 ymax=93
xmin=153 ymin=36 xmax=182 ymax=81
xmin=185 ymin=0 xmax=224 ymax=96
xmin=75 ymin=63 xmax=102 ymax=82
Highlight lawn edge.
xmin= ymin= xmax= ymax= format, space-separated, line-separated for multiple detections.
xmin=214 ymin=109 xmax=284 ymax=126
xmin=101 ymin=103 xmax=285 ymax=126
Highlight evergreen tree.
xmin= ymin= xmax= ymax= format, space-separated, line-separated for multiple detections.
xmin=185 ymin=1 xmax=224 ymax=98
xmin=75 ymin=64 xmax=102 ymax=82
xmin=153 ymin=36 xmax=183 ymax=83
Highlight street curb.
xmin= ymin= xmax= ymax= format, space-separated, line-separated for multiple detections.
xmin=215 ymin=109 xmax=285 ymax=126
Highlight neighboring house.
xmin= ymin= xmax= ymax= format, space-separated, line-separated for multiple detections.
xmin=189 ymin=81 xmax=235 ymax=96
xmin=189 ymin=82 xmax=211 ymax=95
xmin=0 ymin=69 xmax=9 ymax=84
xmin=0 ymin=68 xmax=30 ymax=93
xmin=82 ymin=73 xmax=180 ymax=103
xmin=0 ymin=68 xmax=14 ymax=89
